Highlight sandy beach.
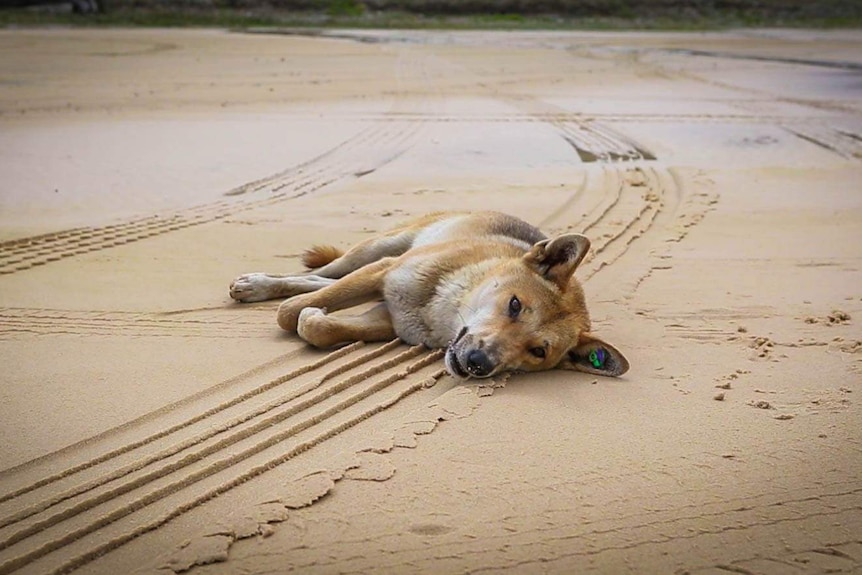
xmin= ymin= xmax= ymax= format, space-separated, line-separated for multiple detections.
xmin=0 ymin=26 xmax=860 ymax=574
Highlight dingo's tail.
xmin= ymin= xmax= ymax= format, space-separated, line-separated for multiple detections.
xmin=302 ymin=245 xmax=343 ymax=269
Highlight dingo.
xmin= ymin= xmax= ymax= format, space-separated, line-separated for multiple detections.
xmin=230 ymin=211 xmax=629 ymax=379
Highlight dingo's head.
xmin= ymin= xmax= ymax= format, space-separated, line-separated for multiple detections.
xmin=444 ymin=233 xmax=629 ymax=380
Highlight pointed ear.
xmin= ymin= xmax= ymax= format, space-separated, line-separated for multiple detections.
xmin=524 ymin=234 xmax=591 ymax=290
xmin=558 ymin=332 xmax=629 ymax=377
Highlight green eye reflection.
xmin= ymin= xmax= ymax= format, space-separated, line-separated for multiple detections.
xmin=589 ymin=348 xmax=607 ymax=368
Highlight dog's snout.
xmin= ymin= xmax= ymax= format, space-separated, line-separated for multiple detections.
xmin=466 ymin=349 xmax=494 ymax=377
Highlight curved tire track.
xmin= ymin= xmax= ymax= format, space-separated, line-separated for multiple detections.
xmin=485 ymin=89 xmax=680 ymax=284
xmin=578 ymin=166 xmax=671 ymax=282
xmin=499 ymin=93 xmax=656 ymax=163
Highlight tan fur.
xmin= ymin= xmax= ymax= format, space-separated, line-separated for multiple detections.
xmin=229 ymin=211 xmax=629 ymax=379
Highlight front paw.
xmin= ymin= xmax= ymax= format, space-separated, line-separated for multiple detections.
xmin=229 ymin=273 xmax=277 ymax=303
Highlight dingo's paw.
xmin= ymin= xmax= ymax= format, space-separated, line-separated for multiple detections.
xmin=229 ymin=273 xmax=279 ymax=303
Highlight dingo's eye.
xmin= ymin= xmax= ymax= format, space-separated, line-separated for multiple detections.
xmin=529 ymin=346 xmax=546 ymax=359
xmin=508 ymin=295 xmax=522 ymax=318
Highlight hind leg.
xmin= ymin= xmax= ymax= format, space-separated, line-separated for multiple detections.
xmin=230 ymin=227 xmax=418 ymax=303
xmin=229 ymin=274 xmax=335 ymax=303
xmin=297 ymin=303 xmax=395 ymax=348
xmin=277 ymin=257 xmax=394 ymax=332
xmin=230 ymin=213 xmax=454 ymax=303
xmin=311 ymin=229 xmax=416 ymax=279
xmin=309 ymin=212 xmax=457 ymax=278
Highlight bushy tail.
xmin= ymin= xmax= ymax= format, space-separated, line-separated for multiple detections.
xmin=301 ymin=245 xmax=343 ymax=269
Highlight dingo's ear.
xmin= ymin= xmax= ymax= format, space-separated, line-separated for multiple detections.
xmin=524 ymin=234 xmax=590 ymax=290
xmin=558 ymin=332 xmax=629 ymax=377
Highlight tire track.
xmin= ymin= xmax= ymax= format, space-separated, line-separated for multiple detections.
xmin=0 ymin=307 xmax=271 ymax=339
xmin=575 ymin=166 xmax=723 ymax=300
xmin=0 ymin=121 xmax=398 ymax=276
xmin=0 ymin=342 xmax=366 ymax=500
xmin=0 ymin=52 xmax=437 ymax=277
xmin=498 ymin=94 xmax=656 ymax=163
xmin=560 ymin=122 xmax=655 ymax=163
xmin=484 ymin=89 xmax=670 ymax=273
xmin=504 ymin=79 xmax=703 ymax=291
xmin=539 ymin=163 xmax=678 ymax=286
xmin=489 ymin=93 xmax=682 ymax=290
xmin=0 ymin=339 xmax=445 ymax=575
xmin=1 ymin=346 xmax=427 ymax=545
xmin=0 ymin=42 xmax=713 ymax=575
xmin=578 ymin=166 xmax=669 ymax=282
xmin=376 ymin=111 xmax=824 ymax=125
xmin=786 ymin=125 xmax=862 ymax=161
xmin=430 ymin=52 xmax=657 ymax=164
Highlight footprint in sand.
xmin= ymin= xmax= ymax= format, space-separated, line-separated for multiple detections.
xmin=804 ymin=309 xmax=852 ymax=326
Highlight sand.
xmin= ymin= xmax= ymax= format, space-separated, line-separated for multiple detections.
xmin=0 ymin=26 xmax=860 ymax=575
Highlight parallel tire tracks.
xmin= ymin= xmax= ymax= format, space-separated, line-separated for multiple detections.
xmin=0 ymin=51 xmax=452 ymax=574
xmin=507 ymin=90 xmax=677 ymax=284
xmin=490 ymin=90 xmax=677 ymax=282
xmin=0 ymin=52 xmax=436 ymax=277
xmin=0 ymin=48 xmax=450 ymax=574
xmin=0 ymin=340 xmax=444 ymax=575
xmin=577 ymin=166 xmax=673 ymax=282
xmin=0 ymin=307 xmax=268 ymax=339
xmin=0 ymin=44 xmax=713 ymax=575
xmin=497 ymin=93 xmax=656 ymax=163
xmin=786 ymin=125 xmax=862 ymax=160
xmin=0 ymin=120 xmax=408 ymax=276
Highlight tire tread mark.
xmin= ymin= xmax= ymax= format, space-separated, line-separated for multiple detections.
xmin=0 ymin=54 xmax=438 ymax=276
xmin=0 ymin=341 xmax=371 ymax=505
xmin=0 ymin=308 xmax=267 ymax=339
xmin=493 ymin=93 xmax=656 ymax=163
xmin=0 ymin=349 xmax=444 ymax=575
xmin=0 ymin=346 xmax=427 ymax=557
xmin=786 ymin=126 xmax=862 ymax=160
xmin=577 ymin=167 xmax=667 ymax=282
xmin=53 ymin=366 xmax=447 ymax=575
xmin=0 ymin=342 xmax=409 ymax=531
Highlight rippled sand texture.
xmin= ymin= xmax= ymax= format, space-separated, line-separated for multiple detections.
xmin=0 ymin=28 xmax=860 ymax=575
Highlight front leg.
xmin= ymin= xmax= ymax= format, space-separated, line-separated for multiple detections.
xmin=229 ymin=273 xmax=335 ymax=303
xmin=277 ymin=258 xmax=394 ymax=332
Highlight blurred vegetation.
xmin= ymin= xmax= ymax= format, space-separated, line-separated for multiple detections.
xmin=1 ymin=0 xmax=861 ymax=28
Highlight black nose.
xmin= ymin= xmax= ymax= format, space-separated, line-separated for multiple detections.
xmin=466 ymin=349 xmax=494 ymax=377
